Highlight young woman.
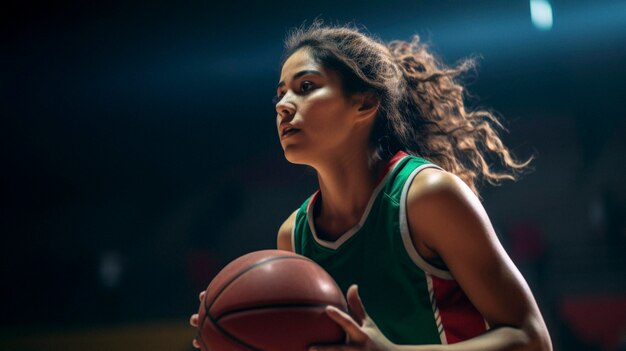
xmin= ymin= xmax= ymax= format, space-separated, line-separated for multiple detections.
xmin=191 ymin=22 xmax=552 ymax=350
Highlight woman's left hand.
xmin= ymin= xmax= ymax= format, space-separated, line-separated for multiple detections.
xmin=309 ymin=284 xmax=398 ymax=351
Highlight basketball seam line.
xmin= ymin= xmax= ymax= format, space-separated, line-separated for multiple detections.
xmin=214 ymin=303 xmax=332 ymax=323
xmin=202 ymin=310 xmax=261 ymax=351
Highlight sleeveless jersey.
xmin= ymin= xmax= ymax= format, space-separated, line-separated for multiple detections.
xmin=292 ymin=152 xmax=489 ymax=345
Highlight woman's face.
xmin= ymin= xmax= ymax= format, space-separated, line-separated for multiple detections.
xmin=275 ymin=48 xmax=362 ymax=165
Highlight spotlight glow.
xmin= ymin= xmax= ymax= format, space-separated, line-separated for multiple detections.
xmin=530 ymin=0 xmax=554 ymax=31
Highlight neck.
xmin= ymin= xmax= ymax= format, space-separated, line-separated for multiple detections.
xmin=311 ymin=148 xmax=387 ymax=240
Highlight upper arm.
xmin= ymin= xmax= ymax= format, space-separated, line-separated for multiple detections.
xmin=277 ymin=209 xmax=298 ymax=252
xmin=406 ymin=169 xmax=550 ymax=348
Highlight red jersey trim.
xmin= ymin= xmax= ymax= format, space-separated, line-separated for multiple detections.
xmin=430 ymin=274 xmax=488 ymax=344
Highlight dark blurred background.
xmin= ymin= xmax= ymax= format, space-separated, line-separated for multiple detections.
xmin=2 ymin=0 xmax=626 ymax=350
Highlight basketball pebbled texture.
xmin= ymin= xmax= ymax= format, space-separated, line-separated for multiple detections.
xmin=196 ymin=250 xmax=348 ymax=351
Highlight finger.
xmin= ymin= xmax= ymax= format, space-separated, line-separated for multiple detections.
xmin=326 ymin=305 xmax=367 ymax=343
xmin=192 ymin=338 xmax=200 ymax=348
xmin=199 ymin=290 xmax=206 ymax=302
xmin=190 ymin=313 xmax=199 ymax=327
xmin=346 ymin=285 xmax=367 ymax=325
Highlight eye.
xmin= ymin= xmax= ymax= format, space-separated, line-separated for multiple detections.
xmin=300 ymin=81 xmax=315 ymax=93
xmin=273 ymin=80 xmax=315 ymax=105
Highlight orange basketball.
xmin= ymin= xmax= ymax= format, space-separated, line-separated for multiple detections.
xmin=195 ymin=249 xmax=347 ymax=351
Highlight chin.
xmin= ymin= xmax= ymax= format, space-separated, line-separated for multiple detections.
xmin=282 ymin=146 xmax=313 ymax=166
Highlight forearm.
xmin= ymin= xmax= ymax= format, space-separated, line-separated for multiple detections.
xmin=395 ymin=326 xmax=548 ymax=351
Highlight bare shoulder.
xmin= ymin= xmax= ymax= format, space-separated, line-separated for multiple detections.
xmin=408 ymin=167 xmax=472 ymax=200
xmin=407 ymin=167 xmax=483 ymax=216
xmin=277 ymin=209 xmax=299 ymax=252
xmin=406 ymin=167 xmax=492 ymax=252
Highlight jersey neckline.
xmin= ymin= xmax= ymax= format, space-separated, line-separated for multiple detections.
xmin=306 ymin=151 xmax=409 ymax=250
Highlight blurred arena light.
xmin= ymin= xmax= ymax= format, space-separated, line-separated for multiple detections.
xmin=530 ymin=0 xmax=553 ymax=30
xmin=99 ymin=251 xmax=123 ymax=289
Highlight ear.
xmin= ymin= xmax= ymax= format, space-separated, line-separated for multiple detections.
xmin=352 ymin=91 xmax=380 ymax=122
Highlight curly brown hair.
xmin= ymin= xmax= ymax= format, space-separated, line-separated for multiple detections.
xmin=280 ymin=21 xmax=533 ymax=197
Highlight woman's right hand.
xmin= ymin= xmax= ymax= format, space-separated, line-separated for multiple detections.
xmin=189 ymin=290 xmax=206 ymax=349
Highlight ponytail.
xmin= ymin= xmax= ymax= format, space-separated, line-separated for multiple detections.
xmin=385 ymin=35 xmax=534 ymax=197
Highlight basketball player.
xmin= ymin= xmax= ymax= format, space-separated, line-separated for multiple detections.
xmin=191 ymin=22 xmax=552 ymax=350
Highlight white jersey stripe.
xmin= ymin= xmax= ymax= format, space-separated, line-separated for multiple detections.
xmin=426 ymin=273 xmax=448 ymax=344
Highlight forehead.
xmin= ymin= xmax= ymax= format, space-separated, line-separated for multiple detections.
xmin=280 ymin=48 xmax=320 ymax=79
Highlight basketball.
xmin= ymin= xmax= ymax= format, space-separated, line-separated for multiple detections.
xmin=195 ymin=249 xmax=348 ymax=351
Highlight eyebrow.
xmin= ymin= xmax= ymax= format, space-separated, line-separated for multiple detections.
xmin=277 ymin=70 xmax=323 ymax=90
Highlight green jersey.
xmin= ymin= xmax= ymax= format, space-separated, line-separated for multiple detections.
xmin=292 ymin=151 xmax=488 ymax=345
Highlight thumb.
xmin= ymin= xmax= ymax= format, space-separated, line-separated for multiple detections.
xmin=347 ymin=284 xmax=367 ymax=325
xmin=325 ymin=305 xmax=367 ymax=344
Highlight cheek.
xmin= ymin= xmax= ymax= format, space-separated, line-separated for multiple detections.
xmin=302 ymin=94 xmax=352 ymax=132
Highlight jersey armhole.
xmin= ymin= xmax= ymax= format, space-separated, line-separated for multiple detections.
xmin=399 ymin=164 xmax=455 ymax=280
xmin=291 ymin=211 xmax=297 ymax=253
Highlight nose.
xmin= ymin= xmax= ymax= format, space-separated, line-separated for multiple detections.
xmin=275 ymin=98 xmax=296 ymax=120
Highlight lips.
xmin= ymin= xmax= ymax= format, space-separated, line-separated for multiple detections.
xmin=281 ymin=126 xmax=301 ymax=138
